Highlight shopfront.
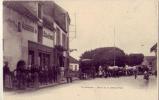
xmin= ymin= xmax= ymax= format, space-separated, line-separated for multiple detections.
xmin=28 ymin=40 xmax=54 ymax=69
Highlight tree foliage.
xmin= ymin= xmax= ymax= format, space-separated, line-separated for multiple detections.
xmin=125 ymin=53 xmax=144 ymax=66
xmin=80 ymin=47 xmax=144 ymax=68
xmin=80 ymin=47 xmax=126 ymax=67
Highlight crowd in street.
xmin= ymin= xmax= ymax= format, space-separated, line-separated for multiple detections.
xmin=3 ymin=60 xmax=156 ymax=90
xmin=79 ymin=65 xmax=155 ymax=80
xmin=3 ymin=60 xmax=73 ymax=90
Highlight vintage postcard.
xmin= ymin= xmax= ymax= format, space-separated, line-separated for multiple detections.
xmin=2 ymin=0 xmax=158 ymax=100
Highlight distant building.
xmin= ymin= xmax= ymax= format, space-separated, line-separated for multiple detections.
xmin=142 ymin=56 xmax=156 ymax=74
xmin=150 ymin=43 xmax=157 ymax=73
xmin=3 ymin=0 xmax=70 ymax=78
xmin=142 ymin=56 xmax=155 ymax=67
xmin=69 ymin=56 xmax=79 ymax=71
xmin=150 ymin=43 xmax=157 ymax=56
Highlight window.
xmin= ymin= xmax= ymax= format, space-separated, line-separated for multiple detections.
xmin=67 ymin=37 xmax=69 ymax=49
xmin=38 ymin=26 xmax=43 ymax=43
xmin=18 ymin=22 xmax=22 ymax=32
xmin=28 ymin=50 xmax=34 ymax=65
xmin=38 ymin=52 xmax=50 ymax=68
xmin=56 ymin=28 xmax=60 ymax=45
xmin=75 ymin=65 xmax=77 ymax=71
xmin=62 ymin=34 xmax=66 ymax=48
xmin=65 ymin=37 xmax=67 ymax=49
xmin=38 ymin=3 xmax=42 ymax=18
xmin=69 ymin=65 xmax=73 ymax=70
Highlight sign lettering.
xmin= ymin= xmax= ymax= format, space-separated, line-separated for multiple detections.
xmin=22 ymin=23 xmax=35 ymax=32
xmin=43 ymin=31 xmax=54 ymax=40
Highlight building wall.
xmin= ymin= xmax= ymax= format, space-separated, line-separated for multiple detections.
xmin=54 ymin=23 xmax=69 ymax=70
xmin=142 ymin=58 xmax=149 ymax=66
xmin=54 ymin=23 xmax=68 ymax=49
xmin=3 ymin=1 xmax=70 ymax=72
xmin=43 ymin=27 xmax=54 ymax=48
xmin=21 ymin=1 xmax=38 ymax=17
xmin=142 ymin=57 xmax=157 ymax=73
xmin=152 ymin=59 xmax=157 ymax=72
xmin=69 ymin=63 xmax=79 ymax=71
xmin=3 ymin=6 xmax=37 ymax=71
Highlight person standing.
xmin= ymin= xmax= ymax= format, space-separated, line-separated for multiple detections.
xmin=154 ymin=70 xmax=157 ymax=77
xmin=16 ymin=60 xmax=26 ymax=89
xmin=144 ymin=70 xmax=149 ymax=80
xmin=134 ymin=69 xmax=138 ymax=79
xmin=45 ymin=66 xmax=49 ymax=84
xmin=56 ymin=67 xmax=61 ymax=83
xmin=26 ymin=65 xmax=31 ymax=87
xmin=98 ymin=66 xmax=103 ymax=77
xmin=92 ymin=66 xmax=95 ymax=79
xmin=65 ymin=69 xmax=72 ymax=83
xmin=53 ymin=66 xmax=57 ymax=82
xmin=134 ymin=66 xmax=138 ymax=79
xmin=34 ymin=65 xmax=39 ymax=88
xmin=48 ymin=66 xmax=53 ymax=83
xmin=3 ymin=62 xmax=11 ymax=89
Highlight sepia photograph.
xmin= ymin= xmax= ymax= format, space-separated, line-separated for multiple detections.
xmin=2 ymin=0 xmax=158 ymax=100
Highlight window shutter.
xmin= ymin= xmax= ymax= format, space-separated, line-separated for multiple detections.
xmin=18 ymin=22 xmax=22 ymax=32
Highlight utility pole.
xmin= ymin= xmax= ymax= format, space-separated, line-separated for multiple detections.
xmin=157 ymin=0 xmax=159 ymax=47
xmin=114 ymin=27 xmax=116 ymax=66
xmin=157 ymin=0 xmax=159 ymax=81
xmin=69 ymin=13 xmax=77 ymax=52
xmin=75 ymin=13 xmax=77 ymax=39
xmin=69 ymin=13 xmax=77 ymax=41
xmin=156 ymin=0 xmax=159 ymax=49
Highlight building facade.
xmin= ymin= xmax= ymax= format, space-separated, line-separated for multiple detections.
xmin=3 ymin=1 xmax=70 ymax=78
xmin=142 ymin=56 xmax=156 ymax=72
xmin=69 ymin=56 xmax=79 ymax=71
xmin=150 ymin=43 xmax=157 ymax=73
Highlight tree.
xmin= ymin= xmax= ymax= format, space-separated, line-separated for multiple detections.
xmin=80 ymin=47 xmax=126 ymax=67
xmin=125 ymin=53 xmax=144 ymax=66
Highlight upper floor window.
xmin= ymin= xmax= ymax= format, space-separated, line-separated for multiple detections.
xmin=38 ymin=3 xmax=42 ymax=19
xmin=18 ymin=22 xmax=22 ymax=32
xmin=62 ymin=34 xmax=66 ymax=48
xmin=56 ymin=28 xmax=60 ymax=45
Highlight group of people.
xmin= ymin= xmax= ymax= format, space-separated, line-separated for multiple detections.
xmin=3 ymin=62 xmax=11 ymax=89
xmin=79 ymin=67 xmax=124 ymax=79
xmin=3 ymin=60 xmax=71 ymax=90
xmin=97 ymin=66 xmax=128 ymax=78
xmin=79 ymin=65 xmax=154 ymax=80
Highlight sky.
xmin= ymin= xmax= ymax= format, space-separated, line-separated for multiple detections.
xmin=54 ymin=0 xmax=158 ymax=59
